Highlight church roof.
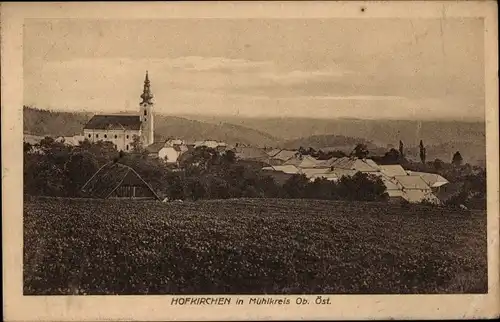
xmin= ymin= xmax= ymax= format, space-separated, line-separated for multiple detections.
xmin=84 ymin=115 xmax=142 ymax=131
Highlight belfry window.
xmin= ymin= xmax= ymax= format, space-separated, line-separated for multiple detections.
xmin=144 ymin=110 xmax=147 ymax=116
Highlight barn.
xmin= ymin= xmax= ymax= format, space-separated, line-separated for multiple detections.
xmin=81 ymin=162 xmax=161 ymax=200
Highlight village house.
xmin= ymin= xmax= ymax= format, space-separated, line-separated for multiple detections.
xmin=82 ymin=71 xmax=155 ymax=152
xmin=193 ymin=140 xmax=228 ymax=152
xmin=81 ymin=162 xmax=161 ymax=200
xmin=261 ymin=154 xmax=448 ymax=204
xmin=146 ymin=139 xmax=188 ymax=164
xmin=55 ymin=135 xmax=85 ymax=146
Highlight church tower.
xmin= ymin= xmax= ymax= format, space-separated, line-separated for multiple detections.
xmin=139 ymin=71 xmax=154 ymax=146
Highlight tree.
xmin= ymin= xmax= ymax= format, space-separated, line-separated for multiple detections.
xmin=180 ymin=146 xmax=220 ymax=172
xmin=419 ymin=140 xmax=426 ymax=164
xmin=23 ymin=142 xmax=33 ymax=153
xmin=63 ymin=151 xmax=100 ymax=196
xmin=221 ymin=150 xmax=236 ymax=164
xmin=399 ymin=140 xmax=404 ymax=159
xmin=130 ymin=134 xmax=144 ymax=153
xmin=381 ymin=148 xmax=401 ymax=165
xmin=452 ymin=151 xmax=463 ymax=166
xmin=352 ymin=143 xmax=369 ymax=159
xmin=283 ymin=174 xmax=310 ymax=198
xmin=336 ymin=172 xmax=388 ymax=201
xmin=433 ymin=158 xmax=445 ymax=171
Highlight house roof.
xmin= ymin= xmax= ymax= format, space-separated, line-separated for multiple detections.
xmin=393 ymin=175 xmax=431 ymax=190
xmin=379 ymin=164 xmax=408 ymax=177
xmin=81 ymin=162 xmax=160 ymax=200
xmin=410 ymin=171 xmax=449 ymax=188
xmin=301 ymin=168 xmax=332 ymax=178
xmin=272 ymin=150 xmax=299 ymax=161
xmin=235 ymin=147 xmax=269 ymax=160
xmin=386 ymin=189 xmax=405 ymax=198
xmin=84 ymin=115 xmax=142 ymax=131
xmin=331 ymin=168 xmax=358 ymax=178
xmin=262 ymin=165 xmax=301 ymax=175
xmin=315 ymin=157 xmax=339 ymax=167
xmin=330 ymin=157 xmax=379 ymax=172
xmin=146 ymin=142 xmax=166 ymax=153
xmin=23 ymin=134 xmax=45 ymax=145
xmin=309 ymin=173 xmax=339 ymax=181
xmin=363 ymin=159 xmax=381 ymax=171
xmin=330 ymin=157 xmax=354 ymax=169
xmin=297 ymin=155 xmax=324 ymax=168
xmin=371 ymin=172 xmax=401 ymax=190
xmin=267 ymin=149 xmax=282 ymax=157
xmin=282 ymin=155 xmax=303 ymax=166
xmin=403 ymin=190 xmax=440 ymax=204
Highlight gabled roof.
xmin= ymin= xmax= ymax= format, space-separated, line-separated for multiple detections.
xmin=297 ymin=155 xmax=324 ymax=168
xmin=81 ymin=162 xmax=161 ymax=200
xmin=262 ymin=165 xmax=301 ymax=175
xmin=330 ymin=157 xmax=355 ymax=169
xmin=84 ymin=115 xmax=142 ymax=131
xmin=146 ymin=142 xmax=166 ymax=153
xmin=301 ymin=168 xmax=332 ymax=178
xmin=234 ymin=147 xmax=269 ymax=160
xmin=282 ymin=155 xmax=303 ymax=166
xmin=363 ymin=159 xmax=381 ymax=171
xmin=331 ymin=168 xmax=358 ymax=178
xmin=403 ymin=190 xmax=440 ymax=204
xmin=272 ymin=150 xmax=299 ymax=161
xmin=379 ymin=164 xmax=407 ymax=177
xmin=315 ymin=157 xmax=339 ymax=167
xmin=330 ymin=157 xmax=379 ymax=172
xmin=409 ymin=171 xmax=449 ymax=188
xmin=393 ymin=175 xmax=431 ymax=190
xmin=267 ymin=149 xmax=282 ymax=157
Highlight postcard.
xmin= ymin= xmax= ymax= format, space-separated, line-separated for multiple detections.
xmin=2 ymin=1 xmax=499 ymax=320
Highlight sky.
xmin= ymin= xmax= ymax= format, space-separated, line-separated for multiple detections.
xmin=23 ymin=18 xmax=485 ymax=120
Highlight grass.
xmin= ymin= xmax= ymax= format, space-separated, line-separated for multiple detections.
xmin=24 ymin=197 xmax=487 ymax=295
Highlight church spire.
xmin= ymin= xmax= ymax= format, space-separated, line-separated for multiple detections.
xmin=140 ymin=70 xmax=153 ymax=104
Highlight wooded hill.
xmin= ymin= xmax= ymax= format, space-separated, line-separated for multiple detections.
xmin=23 ymin=106 xmax=279 ymax=147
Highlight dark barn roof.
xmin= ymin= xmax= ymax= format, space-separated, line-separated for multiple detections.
xmin=81 ymin=162 xmax=161 ymax=200
xmin=84 ymin=115 xmax=142 ymax=131
xmin=146 ymin=142 xmax=166 ymax=153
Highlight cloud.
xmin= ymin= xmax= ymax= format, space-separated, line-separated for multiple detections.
xmin=168 ymin=56 xmax=273 ymax=72
xmin=259 ymin=69 xmax=350 ymax=83
xmin=24 ymin=54 xmax=484 ymax=120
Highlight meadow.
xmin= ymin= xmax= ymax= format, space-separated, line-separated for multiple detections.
xmin=24 ymin=197 xmax=487 ymax=295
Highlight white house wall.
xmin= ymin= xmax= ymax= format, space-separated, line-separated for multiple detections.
xmin=158 ymin=147 xmax=180 ymax=163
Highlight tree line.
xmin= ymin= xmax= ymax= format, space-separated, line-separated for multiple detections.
xmin=24 ymin=136 xmax=485 ymax=209
xmin=24 ymin=137 xmax=389 ymax=202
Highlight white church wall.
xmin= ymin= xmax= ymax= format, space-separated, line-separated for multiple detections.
xmin=83 ymin=129 xmax=141 ymax=151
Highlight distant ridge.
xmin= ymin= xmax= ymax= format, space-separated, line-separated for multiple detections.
xmin=23 ymin=106 xmax=280 ymax=147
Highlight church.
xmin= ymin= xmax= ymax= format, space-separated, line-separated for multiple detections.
xmin=83 ymin=71 xmax=155 ymax=151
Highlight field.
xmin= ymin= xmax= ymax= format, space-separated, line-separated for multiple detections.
xmin=24 ymin=197 xmax=487 ymax=295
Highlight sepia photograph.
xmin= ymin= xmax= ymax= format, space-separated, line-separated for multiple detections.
xmin=2 ymin=1 xmax=499 ymax=321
